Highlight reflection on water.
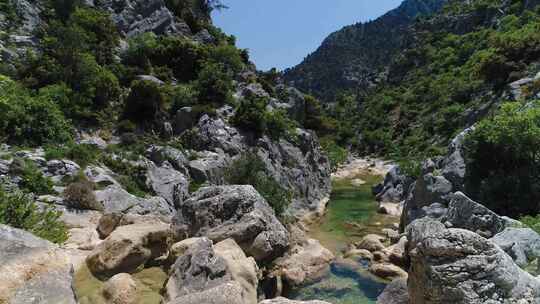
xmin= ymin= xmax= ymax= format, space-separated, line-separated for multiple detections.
xmin=289 ymin=260 xmax=387 ymax=304
xmin=295 ymin=173 xmax=398 ymax=304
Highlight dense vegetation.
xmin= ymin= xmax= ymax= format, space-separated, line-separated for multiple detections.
xmin=225 ymin=153 xmax=291 ymax=217
xmin=0 ymin=188 xmax=68 ymax=243
xmin=464 ymin=101 xmax=540 ymax=218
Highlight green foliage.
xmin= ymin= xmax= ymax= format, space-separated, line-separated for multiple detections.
xmin=354 ymin=3 xmax=540 ymax=156
xmin=17 ymin=6 xmax=120 ymax=123
xmin=225 ymin=153 xmax=291 ymax=217
xmin=195 ymin=62 xmax=234 ymax=105
xmin=101 ymin=155 xmax=150 ymax=197
xmin=231 ymin=93 xmax=297 ymax=140
xmin=0 ymin=76 xmax=73 ymax=146
xmin=520 ymin=214 xmax=540 ymax=234
xmin=170 ymin=84 xmax=199 ymax=114
xmin=44 ymin=143 xmax=101 ymax=168
xmin=11 ymin=159 xmax=54 ymax=195
xmin=63 ymin=177 xmax=101 ymax=211
xmin=0 ymin=188 xmax=68 ymax=244
xmin=124 ymin=80 xmax=168 ymax=124
xmin=320 ymin=136 xmax=348 ymax=171
xmin=464 ymin=102 xmax=540 ymax=217
xmin=397 ymin=159 xmax=422 ymax=178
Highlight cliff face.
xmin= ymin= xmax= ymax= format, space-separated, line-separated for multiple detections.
xmin=283 ymin=0 xmax=448 ymax=102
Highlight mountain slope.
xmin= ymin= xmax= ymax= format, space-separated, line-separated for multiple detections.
xmin=283 ymin=0 xmax=448 ymax=101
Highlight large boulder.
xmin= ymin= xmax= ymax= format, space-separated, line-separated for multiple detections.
xmin=172 ymin=185 xmax=289 ymax=261
xmin=144 ymin=162 xmax=189 ymax=207
xmin=103 ymin=273 xmax=138 ymax=304
xmin=164 ymin=238 xmax=232 ymax=301
xmin=94 ymin=185 xmax=175 ymax=216
xmin=441 ymin=127 xmax=474 ymax=191
xmin=444 ymin=192 xmax=507 ymax=238
xmin=146 ymin=145 xmax=190 ymax=176
xmin=86 ymin=223 xmax=171 ymax=278
xmin=376 ymin=278 xmax=408 ymax=304
xmin=0 ymin=225 xmax=77 ymax=304
xmin=375 ymin=166 xmax=413 ymax=203
xmin=272 ymin=238 xmax=335 ymax=287
xmin=168 ymin=282 xmax=245 ymax=304
xmin=214 ymin=239 xmax=259 ymax=304
xmin=407 ymin=218 xmax=540 ymax=304
xmin=491 ymin=227 xmax=540 ymax=268
xmin=187 ymin=150 xmax=229 ymax=184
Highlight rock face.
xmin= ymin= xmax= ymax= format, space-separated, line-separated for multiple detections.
xmin=94 ymin=185 xmax=175 ymax=216
xmin=94 ymin=0 xmax=193 ymax=37
xmin=172 ymin=185 xmax=289 ymax=261
xmin=377 ymin=278 xmax=408 ymax=304
xmin=444 ymin=192 xmax=507 ymax=238
xmin=164 ymin=237 xmax=249 ymax=303
xmin=214 ymin=239 xmax=259 ymax=304
xmin=491 ymin=227 xmax=540 ymax=268
xmin=86 ymin=223 xmax=171 ymax=278
xmin=144 ymin=161 xmax=189 ymax=207
xmin=407 ymin=218 xmax=540 ymax=304
xmin=187 ymin=113 xmax=331 ymax=218
xmin=375 ymin=166 xmax=413 ymax=204
xmin=0 ymin=225 xmax=77 ymax=304
xmin=272 ymin=238 xmax=335 ymax=287
xmin=103 ymin=273 xmax=138 ymax=304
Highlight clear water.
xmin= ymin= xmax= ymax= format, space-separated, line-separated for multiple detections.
xmin=292 ymin=173 xmax=398 ymax=304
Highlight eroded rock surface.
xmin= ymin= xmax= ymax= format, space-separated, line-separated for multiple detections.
xmin=407 ymin=218 xmax=540 ymax=304
xmin=172 ymin=185 xmax=289 ymax=261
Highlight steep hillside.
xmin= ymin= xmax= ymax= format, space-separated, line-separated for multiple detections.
xmin=283 ymin=0 xmax=448 ymax=101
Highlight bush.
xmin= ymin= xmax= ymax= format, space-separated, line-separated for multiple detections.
xmin=11 ymin=159 xmax=55 ymax=195
xmin=170 ymin=84 xmax=199 ymax=114
xmin=520 ymin=214 xmax=540 ymax=234
xmin=225 ymin=153 xmax=291 ymax=217
xmin=101 ymin=155 xmax=150 ymax=197
xmin=0 ymin=188 xmax=68 ymax=243
xmin=464 ymin=102 xmax=540 ymax=217
xmin=44 ymin=143 xmax=101 ymax=168
xmin=195 ymin=62 xmax=234 ymax=105
xmin=320 ymin=137 xmax=348 ymax=171
xmin=63 ymin=178 xmax=101 ymax=210
xmin=0 ymin=76 xmax=73 ymax=146
xmin=124 ymin=80 xmax=168 ymax=123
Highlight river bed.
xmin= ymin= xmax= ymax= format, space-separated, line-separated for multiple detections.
xmin=291 ymin=165 xmax=399 ymax=304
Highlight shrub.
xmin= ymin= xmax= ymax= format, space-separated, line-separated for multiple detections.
xmin=0 ymin=188 xmax=68 ymax=243
xmin=0 ymin=76 xmax=73 ymax=146
xmin=101 ymin=155 xmax=150 ymax=197
xmin=124 ymin=80 xmax=168 ymax=123
xmin=520 ymin=214 xmax=540 ymax=234
xmin=11 ymin=159 xmax=55 ymax=195
xmin=320 ymin=137 xmax=348 ymax=171
xmin=225 ymin=153 xmax=291 ymax=217
xmin=208 ymin=44 xmax=245 ymax=73
xmin=464 ymin=102 xmax=540 ymax=217
xmin=63 ymin=178 xmax=102 ymax=210
xmin=195 ymin=62 xmax=234 ymax=105
xmin=170 ymin=84 xmax=199 ymax=114
xmin=44 ymin=143 xmax=101 ymax=168
xmin=231 ymin=94 xmax=267 ymax=137
xmin=265 ymin=109 xmax=297 ymax=140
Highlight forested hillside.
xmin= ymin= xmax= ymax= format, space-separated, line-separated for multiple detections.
xmin=283 ymin=0 xmax=448 ymax=102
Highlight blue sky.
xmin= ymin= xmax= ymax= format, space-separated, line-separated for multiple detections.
xmin=212 ymin=0 xmax=403 ymax=71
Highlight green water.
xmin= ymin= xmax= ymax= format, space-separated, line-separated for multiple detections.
xmin=293 ymin=173 xmax=399 ymax=304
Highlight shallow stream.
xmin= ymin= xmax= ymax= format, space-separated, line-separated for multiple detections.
xmin=290 ymin=172 xmax=399 ymax=304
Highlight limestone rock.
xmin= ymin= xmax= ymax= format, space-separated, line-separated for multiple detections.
xmin=167 ymin=281 xmax=245 ymax=304
xmin=407 ymin=218 xmax=540 ymax=304
xmin=172 ymin=185 xmax=289 ymax=262
xmin=0 ymin=225 xmax=77 ymax=304
xmin=94 ymin=185 xmax=175 ymax=216
xmin=86 ymin=223 xmax=171 ymax=278
xmin=164 ymin=238 xmax=232 ymax=301
xmin=272 ymin=238 xmax=334 ymax=287
xmin=491 ymin=227 xmax=540 ymax=268
xmin=145 ymin=161 xmax=189 ymax=207
xmin=214 ymin=239 xmax=259 ymax=304
xmin=369 ymin=263 xmax=408 ymax=280
xmin=376 ymin=278 xmax=408 ymax=304
xmin=444 ymin=191 xmax=507 ymax=238
xmin=355 ymin=234 xmax=386 ymax=252
xmin=103 ymin=273 xmax=138 ymax=304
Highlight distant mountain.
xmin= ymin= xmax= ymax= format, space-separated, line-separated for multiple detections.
xmin=283 ymin=0 xmax=449 ymax=101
